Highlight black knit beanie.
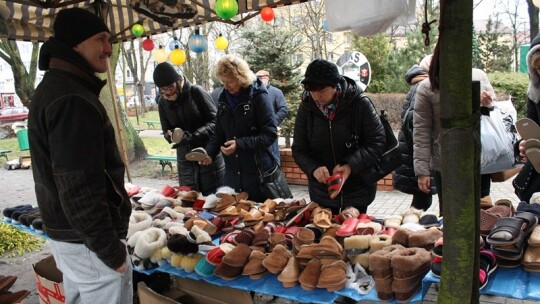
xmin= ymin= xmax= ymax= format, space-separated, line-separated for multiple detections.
xmin=301 ymin=59 xmax=341 ymax=88
xmin=153 ymin=62 xmax=181 ymax=87
xmin=54 ymin=8 xmax=110 ymax=47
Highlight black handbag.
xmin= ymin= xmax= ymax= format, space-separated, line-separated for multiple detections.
xmin=356 ymin=96 xmax=403 ymax=184
xmin=254 ymin=143 xmax=293 ymax=199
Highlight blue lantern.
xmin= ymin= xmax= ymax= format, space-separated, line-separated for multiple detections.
xmin=188 ymin=28 xmax=208 ymax=53
xmin=168 ymin=37 xmax=182 ymax=51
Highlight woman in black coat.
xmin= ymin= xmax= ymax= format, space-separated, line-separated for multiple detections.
xmin=200 ymin=55 xmax=278 ymax=202
xmin=292 ymin=59 xmax=386 ymax=214
xmin=154 ymin=62 xmax=225 ymax=195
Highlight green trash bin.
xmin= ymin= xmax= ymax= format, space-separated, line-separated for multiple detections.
xmin=17 ymin=129 xmax=29 ymax=151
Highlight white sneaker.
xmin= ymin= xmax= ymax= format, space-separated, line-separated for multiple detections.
xmin=172 ymin=128 xmax=185 ymax=144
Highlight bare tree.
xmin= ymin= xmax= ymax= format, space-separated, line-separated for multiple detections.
xmin=527 ymin=0 xmax=539 ymax=40
xmin=0 ymin=40 xmax=38 ymax=107
xmin=499 ymin=0 xmax=530 ymax=71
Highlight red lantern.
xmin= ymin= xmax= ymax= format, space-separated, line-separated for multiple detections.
xmin=260 ymin=7 xmax=274 ymax=22
xmin=142 ymin=37 xmax=154 ymax=51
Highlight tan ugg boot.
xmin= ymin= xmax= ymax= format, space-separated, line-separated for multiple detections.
xmin=368 ymin=244 xmax=405 ymax=301
xmin=391 ymin=247 xmax=431 ymax=302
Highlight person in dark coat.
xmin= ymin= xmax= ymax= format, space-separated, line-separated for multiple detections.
xmin=199 ymin=55 xmax=278 ymax=202
xmin=28 ymin=8 xmax=132 ymax=303
xmin=292 ymin=59 xmax=386 ymax=214
xmin=256 ymin=70 xmax=288 ymax=162
xmin=154 ymin=62 xmax=225 ymax=195
xmin=393 ymin=55 xmax=435 ymax=211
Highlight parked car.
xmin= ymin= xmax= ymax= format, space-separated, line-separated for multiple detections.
xmin=0 ymin=107 xmax=29 ymax=124
xmin=127 ymin=95 xmax=155 ymax=107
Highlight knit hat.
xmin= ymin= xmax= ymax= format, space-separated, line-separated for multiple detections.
xmin=54 ymin=8 xmax=110 ymax=47
xmin=153 ymin=62 xmax=181 ymax=87
xmin=301 ymin=59 xmax=341 ymax=89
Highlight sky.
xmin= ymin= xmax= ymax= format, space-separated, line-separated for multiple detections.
xmin=473 ymin=0 xmax=529 ymax=27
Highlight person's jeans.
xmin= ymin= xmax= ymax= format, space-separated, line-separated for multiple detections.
xmin=49 ymin=239 xmax=132 ymax=304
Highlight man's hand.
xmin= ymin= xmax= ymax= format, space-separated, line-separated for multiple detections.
xmin=116 ymin=262 xmax=127 ymax=274
xmin=220 ymin=140 xmax=237 ymax=156
xmin=418 ymin=175 xmax=431 ymax=193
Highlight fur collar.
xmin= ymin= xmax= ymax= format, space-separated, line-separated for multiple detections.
xmin=527 ymin=44 xmax=540 ymax=104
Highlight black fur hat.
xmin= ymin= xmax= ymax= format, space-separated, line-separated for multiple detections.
xmin=54 ymin=8 xmax=110 ymax=47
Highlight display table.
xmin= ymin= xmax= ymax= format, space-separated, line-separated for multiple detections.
xmin=137 ymin=263 xmax=424 ymax=303
xmin=422 ymin=268 xmax=540 ymax=300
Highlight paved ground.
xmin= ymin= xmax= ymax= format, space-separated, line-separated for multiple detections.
xmin=0 ymin=166 xmax=534 ymax=303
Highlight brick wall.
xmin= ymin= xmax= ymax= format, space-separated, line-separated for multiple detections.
xmin=280 ymin=148 xmax=394 ymax=191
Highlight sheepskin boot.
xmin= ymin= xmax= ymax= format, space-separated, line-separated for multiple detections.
xmin=391 ymin=228 xmax=413 ymax=247
xmin=262 ymin=244 xmax=293 ymax=274
xmin=298 ymin=258 xmax=321 ymax=291
xmin=408 ymin=227 xmax=443 ymax=251
xmin=368 ymin=244 xmax=405 ymax=301
xmin=391 ymin=247 xmax=431 ymax=302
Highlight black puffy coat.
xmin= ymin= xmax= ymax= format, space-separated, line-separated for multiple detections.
xmin=393 ymin=64 xmax=429 ymax=195
xmin=292 ymin=76 xmax=386 ymax=210
xmin=206 ymin=78 xmax=277 ymax=202
xmin=158 ymin=78 xmax=225 ymax=195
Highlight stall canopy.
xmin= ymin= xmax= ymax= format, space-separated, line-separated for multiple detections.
xmin=0 ymin=0 xmax=310 ymax=43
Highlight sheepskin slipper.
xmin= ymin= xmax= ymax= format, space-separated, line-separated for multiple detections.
xmin=203 ymin=194 xmax=219 ymax=209
xmin=180 ymin=253 xmax=202 ymax=273
xmin=126 ymin=211 xmax=152 ymax=239
xmin=168 ymin=225 xmax=189 ymax=236
xmin=311 ymin=236 xmax=344 ymax=259
xmin=317 ymin=260 xmax=348 ymax=292
xmin=408 ymin=227 xmax=443 ymax=250
xmin=278 ymin=256 xmax=300 ymax=288
xmin=344 ymin=235 xmax=371 ymax=256
xmin=293 ymin=227 xmax=315 ymax=253
xmin=368 ymin=244 xmax=406 ymax=301
xmin=167 ymin=234 xmax=199 ymax=255
xmin=252 ymin=229 xmax=270 ymax=247
xmin=214 ymin=194 xmax=237 ymax=212
xmin=222 ymin=243 xmax=252 ymax=268
xmin=214 ymin=261 xmax=244 ymax=281
xmin=242 ymin=250 xmax=268 ymax=279
xmin=349 ymin=252 xmax=370 ymax=269
xmin=190 ymin=225 xmax=213 ymax=244
xmin=391 ymin=247 xmax=431 ymax=302
xmin=401 ymin=207 xmax=423 ymax=224
xmin=195 ymin=257 xmax=216 ymax=277
xmin=235 ymin=229 xmax=256 ymax=246
xmin=134 ymin=227 xmax=167 ymax=259
xmin=260 ymin=199 xmax=278 ymax=214
xmin=269 ymin=233 xmax=287 ymax=252
xmin=369 ymin=235 xmax=393 ymax=253
xmin=419 ymin=212 xmax=440 ymax=228
xmin=391 ymin=228 xmax=412 ymax=247
xmin=262 ymin=244 xmax=293 ymax=274
xmin=383 ymin=215 xmax=403 ymax=229
xmin=299 ymin=258 xmax=322 ymax=291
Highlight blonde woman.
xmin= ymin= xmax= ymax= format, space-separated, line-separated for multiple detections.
xmin=201 ymin=55 xmax=278 ymax=202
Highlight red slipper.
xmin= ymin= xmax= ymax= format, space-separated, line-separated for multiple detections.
xmin=327 ymin=173 xmax=345 ymax=199
xmin=336 ymin=217 xmax=360 ymax=237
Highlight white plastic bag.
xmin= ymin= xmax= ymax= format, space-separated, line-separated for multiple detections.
xmin=325 ymin=0 xmax=416 ymax=35
xmin=480 ymin=105 xmax=516 ymax=174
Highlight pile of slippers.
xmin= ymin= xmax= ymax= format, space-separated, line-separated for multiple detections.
xmin=0 ymin=275 xmax=30 ymax=304
xmin=2 ymin=204 xmax=44 ymax=234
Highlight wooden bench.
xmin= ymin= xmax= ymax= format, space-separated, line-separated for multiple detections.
xmin=145 ymin=155 xmax=176 ymax=176
xmin=0 ymin=149 xmax=12 ymax=161
xmin=144 ymin=121 xmax=161 ymax=129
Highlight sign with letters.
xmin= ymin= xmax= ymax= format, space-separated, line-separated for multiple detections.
xmin=335 ymin=51 xmax=371 ymax=91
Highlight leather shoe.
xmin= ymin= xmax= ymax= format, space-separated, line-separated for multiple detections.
xmin=0 ymin=290 xmax=30 ymax=304
xmin=0 ymin=277 xmax=16 ymax=292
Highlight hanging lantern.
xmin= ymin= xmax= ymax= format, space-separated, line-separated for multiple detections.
xmin=260 ymin=7 xmax=274 ymax=22
xmin=142 ymin=37 xmax=154 ymax=51
xmin=168 ymin=37 xmax=182 ymax=51
xmin=215 ymin=0 xmax=238 ymax=20
xmin=188 ymin=28 xmax=208 ymax=53
xmin=214 ymin=34 xmax=228 ymax=51
xmin=131 ymin=23 xmax=144 ymax=37
xmin=153 ymin=45 xmax=168 ymax=63
xmin=170 ymin=45 xmax=186 ymax=65
xmin=534 ymin=0 xmax=540 ymax=7
xmin=322 ymin=20 xmax=328 ymax=31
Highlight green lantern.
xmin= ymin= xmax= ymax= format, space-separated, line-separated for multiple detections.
xmin=131 ymin=23 xmax=144 ymax=37
xmin=215 ymin=0 xmax=238 ymax=20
